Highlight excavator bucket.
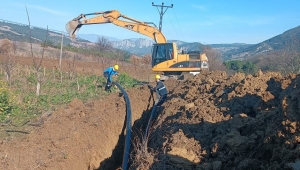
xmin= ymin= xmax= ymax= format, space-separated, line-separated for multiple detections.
xmin=65 ymin=20 xmax=82 ymax=39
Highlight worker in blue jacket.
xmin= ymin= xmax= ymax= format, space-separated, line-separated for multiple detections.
xmin=148 ymin=75 xmax=168 ymax=106
xmin=103 ymin=64 xmax=119 ymax=91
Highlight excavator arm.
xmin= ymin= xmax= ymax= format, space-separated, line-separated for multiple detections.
xmin=66 ymin=10 xmax=167 ymax=43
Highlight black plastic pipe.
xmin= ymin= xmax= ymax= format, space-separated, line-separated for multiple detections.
xmin=112 ymin=82 xmax=132 ymax=170
xmin=132 ymin=82 xmax=150 ymax=87
xmin=132 ymin=83 xmax=146 ymax=87
xmin=144 ymin=104 xmax=157 ymax=142
xmin=143 ymin=85 xmax=157 ymax=141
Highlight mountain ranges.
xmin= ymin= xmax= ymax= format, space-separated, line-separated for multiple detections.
xmin=1 ymin=19 xmax=300 ymax=64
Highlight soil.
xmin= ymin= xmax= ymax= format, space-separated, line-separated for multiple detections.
xmin=0 ymin=45 xmax=300 ymax=169
xmin=148 ymin=71 xmax=300 ymax=170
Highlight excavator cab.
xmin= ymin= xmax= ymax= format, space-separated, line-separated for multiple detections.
xmin=152 ymin=43 xmax=174 ymax=67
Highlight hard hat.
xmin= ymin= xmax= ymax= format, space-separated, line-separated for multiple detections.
xmin=114 ymin=64 xmax=119 ymax=71
xmin=155 ymin=74 xmax=160 ymax=79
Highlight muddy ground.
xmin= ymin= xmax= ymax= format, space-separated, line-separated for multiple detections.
xmin=0 ymin=68 xmax=299 ymax=170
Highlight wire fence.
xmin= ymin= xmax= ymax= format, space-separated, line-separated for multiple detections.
xmin=0 ymin=18 xmax=68 ymax=35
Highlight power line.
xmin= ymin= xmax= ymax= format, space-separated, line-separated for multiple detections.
xmin=170 ymin=4 xmax=186 ymax=41
xmin=163 ymin=19 xmax=173 ymax=41
xmin=152 ymin=2 xmax=173 ymax=32
xmin=166 ymin=12 xmax=177 ymax=40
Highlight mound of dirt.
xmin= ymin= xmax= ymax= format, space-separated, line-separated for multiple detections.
xmin=0 ymin=70 xmax=299 ymax=170
xmin=147 ymin=71 xmax=300 ymax=170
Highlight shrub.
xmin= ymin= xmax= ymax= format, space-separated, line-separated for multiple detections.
xmin=117 ymin=73 xmax=138 ymax=89
xmin=0 ymin=81 xmax=14 ymax=119
xmin=224 ymin=60 xmax=258 ymax=75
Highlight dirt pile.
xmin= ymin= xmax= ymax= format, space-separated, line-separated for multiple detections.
xmin=148 ymin=71 xmax=300 ymax=170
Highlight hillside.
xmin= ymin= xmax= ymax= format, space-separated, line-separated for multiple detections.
xmin=2 ymin=18 xmax=300 ymax=65
xmin=0 ymin=19 xmax=209 ymax=56
xmin=0 ymin=19 xmax=94 ymax=48
xmin=111 ymin=39 xmax=213 ymax=56
xmin=77 ymin=33 xmax=120 ymax=42
xmin=111 ymin=38 xmax=154 ymax=55
xmin=222 ymin=25 xmax=300 ymax=61
xmin=210 ymin=43 xmax=252 ymax=53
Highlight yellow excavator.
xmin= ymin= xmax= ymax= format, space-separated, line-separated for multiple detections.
xmin=66 ymin=10 xmax=209 ymax=78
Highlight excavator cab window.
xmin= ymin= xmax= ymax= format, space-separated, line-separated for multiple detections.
xmin=152 ymin=43 xmax=173 ymax=67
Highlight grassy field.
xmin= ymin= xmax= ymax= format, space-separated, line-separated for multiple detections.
xmin=0 ymin=64 xmax=139 ymax=124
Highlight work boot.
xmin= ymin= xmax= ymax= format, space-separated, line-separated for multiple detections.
xmin=105 ymin=84 xmax=111 ymax=92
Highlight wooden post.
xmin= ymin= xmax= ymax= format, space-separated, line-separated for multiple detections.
xmin=77 ymin=77 xmax=80 ymax=91
xmin=52 ymin=66 xmax=55 ymax=80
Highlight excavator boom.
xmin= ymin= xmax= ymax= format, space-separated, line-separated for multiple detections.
xmin=66 ymin=10 xmax=167 ymax=43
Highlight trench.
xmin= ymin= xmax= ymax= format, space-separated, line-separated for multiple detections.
xmin=96 ymin=82 xmax=156 ymax=170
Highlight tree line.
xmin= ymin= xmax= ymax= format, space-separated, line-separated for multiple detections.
xmin=224 ymin=60 xmax=258 ymax=75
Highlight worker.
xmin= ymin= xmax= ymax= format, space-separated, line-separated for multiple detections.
xmin=148 ymin=75 xmax=168 ymax=106
xmin=103 ymin=64 xmax=119 ymax=91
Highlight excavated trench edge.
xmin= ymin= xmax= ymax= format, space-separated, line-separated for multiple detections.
xmin=105 ymin=82 xmax=156 ymax=170
xmin=113 ymin=82 xmax=132 ymax=170
xmin=144 ymin=104 xmax=157 ymax=141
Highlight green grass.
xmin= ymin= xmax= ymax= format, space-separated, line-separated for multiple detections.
xmin=117 ymin=73 xmax=139 ymax=89
xmin=0 ymin=67 xmax=139 ymax=124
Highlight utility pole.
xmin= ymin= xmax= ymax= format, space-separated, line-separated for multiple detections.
xmin=152 ymin=2 xmax=173 ymax=32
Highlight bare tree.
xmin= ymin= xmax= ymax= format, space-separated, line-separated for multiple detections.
xmin=130 ymin=55 xmax=139 ymax=71
xmin=12 ymin=41 xmax=17 ymax=55
xmin=96 ymin=36 xmax=112 ymax=71
xmin=96 ymin=36 xmax=112 ymax=57
xmin=249 ymin=50 xmax=300 ymax=75
xmin=143 ymin=54 xmax=152 ymax=68
xmin=202 ymin=45 xmax=228 ymax=72
xmin=26 ymin=6 xmax=47 ymax=96
xmin=289 ymin=53 xmax=300 ymax=74
xmin=115 ymin=52 xmax=124 ymax=67
xmin=0 ymin=38 xmax=15 ymax=87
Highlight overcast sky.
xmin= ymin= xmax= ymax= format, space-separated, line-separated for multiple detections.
xmin=1 ymin=0 xmax=300 ymax=44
